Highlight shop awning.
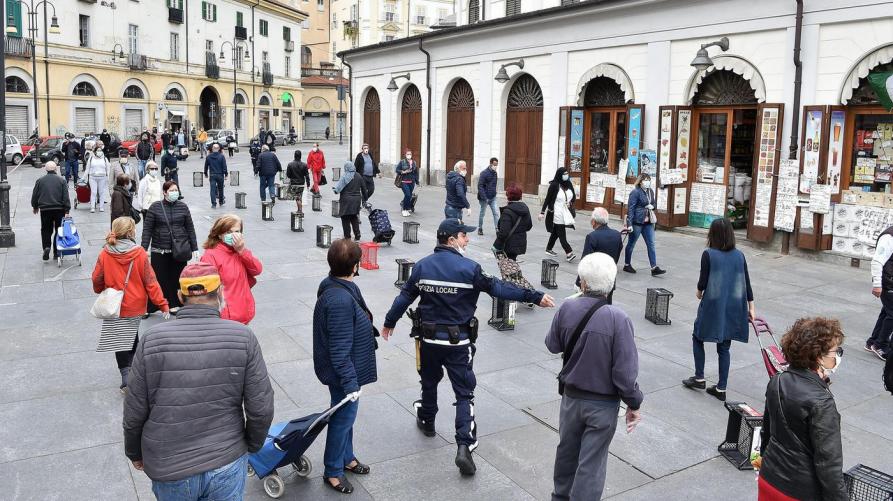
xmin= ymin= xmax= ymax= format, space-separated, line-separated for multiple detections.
xmin=168 ymin=110 xmax=186 ymax=117
xmin=685 ymin=55 xmax=766 ymax=105
xmin=281 ymin=92 xmax=294 ymax=104
xmin=840 ymin=44 xmax=893 ymax=105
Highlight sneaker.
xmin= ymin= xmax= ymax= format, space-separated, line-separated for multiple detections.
xmin=212 ymin=205 xmax=217 ymax=209
xmin=651 ymin=266 xmax=667 ymax=276
xmin=220 ymin=201 xmax=226 ymax=206
xmin=402 ymin=210 xmax=410 ymax=217
xmin=478 ymin=229 xmax=484 ymax=236
xmin=682 ymin=377 xmax=706 ymax=390
xmin=90 ymin=208 xmax=95 ymax=213
xmin=545 ymin=249 xmax=557 ymax=257
xmin=42 ymin=248 xmax=50 ymax=261
xmin=706 ymin=385 xmax=727 ymax=401
xmin=871 ymin=346 xmax=888 ymax=361
xmin=864 ymin=342 xmax=877 ymax=353
xmin=566 ymin=253 xmax=577 ymax=263
xmin=99 ymin=207 xmax=104 ymax=212
xmin=623 ymin=264 xmax=636 ymax=274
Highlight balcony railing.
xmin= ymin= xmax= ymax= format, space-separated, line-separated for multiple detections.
xmin=205 ymin=51 xmax=219 ymax=79
xmin=128 ymin=53 xmax=148 ymax=70
xmin=284 ymin=40 xmax=294 ymax=52
xmin=168 ymin=7 xmax=183 ymax=24
xmin=235 ymin=26 xmax=247 ymax=40
xmin=261 ymin=63 xmax=273 ymax=86
xmin=4 ymin=36 xmax=32 ymax=58
xmin=301 ymin=67 xmax=342 ymax=79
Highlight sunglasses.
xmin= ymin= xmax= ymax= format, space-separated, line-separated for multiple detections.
xmin=825 ymin=347 xmax=844 ymax=358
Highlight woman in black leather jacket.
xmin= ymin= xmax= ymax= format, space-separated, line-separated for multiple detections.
xmin=758 ymin=317 xmax=847 ymax=501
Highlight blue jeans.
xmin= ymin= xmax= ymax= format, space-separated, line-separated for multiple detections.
xmin=444 ymin=205 xmax=462 ymax=219
xmin=400 ymin=182 xmax=414 ymax=210
xmin=138 ymin=159 xmax=147 ymax=179
xmin=478 ymin=198 xmax=498 ymax=230
xmin=259 ymin=174 xmax=276 ymax=201
xmin=64 ymin=159 xmax=79 ymax=182
xmin=693 ymin=337 xmax=732 ymax=390
xmin=624 ymin=223 xmax=657 ymax=268
xmin=151 ymin=454 xmax=247 ymax=501
xmin=324 ymin=386 xmax=359 ymax=478
xmin=209 ymin=175 xmax=225 ymax=206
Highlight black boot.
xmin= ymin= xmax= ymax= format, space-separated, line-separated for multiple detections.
xmin=119 ymin=367 xmax=130 ymax=392
xmin=415 ymin=401 xmax=436 ymax=437
xmin=455 ymin=445 xmax=476 ymax=476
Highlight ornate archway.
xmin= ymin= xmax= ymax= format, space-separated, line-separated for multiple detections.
xmin=363 ymin=88 xmax=381 ymax=160
xmin=582 ymin=76 xmax=627 ymax=107
xmin=505 ymin=74 xmax=544 ymax=194
xmin=575 ymin=63 xmax=634 ymax=105
xmin=400 ymin=84 xmax=422 ymax=163
xmin=685 ymin=55 xmax=766 ymax=105
xmin=446 ymin=79 xmax=475 ymax=179
xmin=691 ymin=69 xmax=758 ymax=106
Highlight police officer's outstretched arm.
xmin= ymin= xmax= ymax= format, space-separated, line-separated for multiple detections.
xmin=474 ymin=264 xmax=555 ymax=307
xmin=382 ymin=267 xmax=422 ymax=340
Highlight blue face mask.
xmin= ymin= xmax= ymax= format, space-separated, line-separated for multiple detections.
xmin=562 ymin=174 xmax=570 ymax=182
xmin=222 ymin=233 xmax=234 ymax=246
xmin=166 ymin=191 xmax=179 ymax=203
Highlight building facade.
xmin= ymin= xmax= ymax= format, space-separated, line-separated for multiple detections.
xmin=332 ymin=0 xmax=452 ymax=48
xmin=340 ymin=0 xmax=893 ymax=255
xmin=299 ymin=0 xmax=350 ymax=140
xmin=4 ymin=0 xmax=307 ymax=143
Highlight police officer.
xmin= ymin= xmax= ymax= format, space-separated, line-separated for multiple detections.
xmin=382 ymin=218 xmax=555 ymax=476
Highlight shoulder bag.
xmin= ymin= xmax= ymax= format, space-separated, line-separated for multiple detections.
xmin=90 ymin=259 xmax=135 ymax=319
xmin=160 ymin=203 xmax=192 ymax=262
xmin=558 ymin=298 xmax=607 ymax=395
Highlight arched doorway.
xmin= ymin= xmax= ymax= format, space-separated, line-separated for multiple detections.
xmin=363 ymin=89 xmax=381 ymax=160
xmin=400 ymin=85 xmax=422 ymax=164
xmin=505 ymin=74 xmax=544 ymax=194
xmin=200 ymin=86 xmax=220 ymax=130
xmin=446 ymin=79 xmax=475 ymax=181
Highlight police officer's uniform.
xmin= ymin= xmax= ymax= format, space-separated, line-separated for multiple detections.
xmin=384 ymin=219 xmax=545 ymax=474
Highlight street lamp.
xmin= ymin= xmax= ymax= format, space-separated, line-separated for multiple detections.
xmin=690 ymin=36 xmax=729 ymax=72
xmin=5 ymin=0 xmax=60 ymax=147
xmin=111 ymin=43 xmax=125 ymax=61
xmin=0 ymin=2 xmax=13 ymax=246
xmin=219 ymin=40 xmax=251 ymax=144
xmin=495 ymin=59 xmax=524 ymax=83
xmin=387 ymin=73 xmax=410 ymax=92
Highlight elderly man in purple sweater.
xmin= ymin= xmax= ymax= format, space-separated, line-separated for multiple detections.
xmin=546 ymin=252 xmax=644 ymax=501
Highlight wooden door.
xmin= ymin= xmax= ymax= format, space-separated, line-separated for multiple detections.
xmin=400 ymin=85 xmax=422 ymax=164
xmin=747 ymin=103 xmax=784 ymax=242
xmin=505 ymin=74 xmax=544 ymax=194
xmin=446 ymin=79 xmax=475 ymax=180
xmin=656 ymin=105 xmax=693 ymax=228
xmin=363 ymin=89 xmax=381 ymax=161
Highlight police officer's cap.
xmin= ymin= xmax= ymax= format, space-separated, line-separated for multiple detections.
xmin=437 ymin=218 xmax=477 ymax=238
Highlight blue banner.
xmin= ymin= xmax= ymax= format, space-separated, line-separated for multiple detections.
xmin=626 ymin=108 xmax=642 ymax=177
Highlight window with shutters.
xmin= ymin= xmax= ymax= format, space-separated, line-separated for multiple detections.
xmin=235 ymin=46 xmax=244 ymax=70
xmin=259 ymin=19 xmax=268 ymax=36
xmin=236 ymin=11 xmax=243 ymax=27
xmin=506 ymin=0 xmax=520 ymax=16
xmin=283 ymin=26 xmax=291 ymax=41
xmin=167 ymin=0 xmax=182 ymax=7
xmin=414 ymin=6 xmax=425 ymax=24
xmin=78 ymin=15 xmax=90 ymax=48
xmin=6 ymin=0 xmax=22 ymax=38
xmin=5 ymin=76 xmax=28 ymax=93
xmin=383 ymin=2 xmax=396 ymax=22
xmin=73 ymin=82 xmax=97 ymax=96
xmin=201 ymin=1 xmax=217 ymax=21
xmin=170 ymin=33 xmax=179 ymax=61
xmin=123 ymin=85 xmax=144 ymax=99
xmin=128 ymin=24 xmax=138 ymax=54
xmin=468 ymin=0 xmax=479 ymax=24
xmin=317 ymin=0 xmax=324 ymax=11
xmin=262 ymin=51 xmax=269 ymax=63
xmin=285 ymin=56 xmax=291 ymax=77
xmin=350 ymin=4 xmax=358 ymax=21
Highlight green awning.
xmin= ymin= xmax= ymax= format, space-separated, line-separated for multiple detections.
xmin=281 ymin=92 xmax=293 ymax=104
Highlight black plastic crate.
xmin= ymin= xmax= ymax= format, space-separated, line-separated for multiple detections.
xmin=394 ymin=259 xmax=414 ymax=288
xmin=541 ymin=259 xmax=559 ymax=289
xmin=845 ymin=464 xmax=893 ymax=501
xmin=488 ymin=297 xmax=516 ymax=331
xmin=717 ymin=401 xmax=762 ymax=470
xmin=645 ymin=288 xmax=673 ymax=325
xmin=403 ymin=221 xmax=420 ymax=244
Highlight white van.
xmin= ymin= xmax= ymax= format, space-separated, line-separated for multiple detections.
xmin=4 ymin=135 xmax=24 ymax=164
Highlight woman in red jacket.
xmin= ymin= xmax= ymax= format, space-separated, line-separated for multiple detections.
xmin=201 ymin=214 xmax=263 ymax=324
xmin=307 ymin=143 xmax=326 ymax=193
xmin=92 ymin=216 xmax=170 ymax=392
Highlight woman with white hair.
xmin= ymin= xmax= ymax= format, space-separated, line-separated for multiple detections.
xmin=546 ymin=252 xmax=643 ymax=500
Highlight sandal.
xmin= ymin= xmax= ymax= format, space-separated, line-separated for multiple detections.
xmin=345 ymin=459 xmax=370 ymax=474
xmin=324 ymin=476 xmax=354 ymax=494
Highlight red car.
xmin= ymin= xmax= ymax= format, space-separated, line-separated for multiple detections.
xmin=122 ymin=135 xmax=163 ymax=156
xmin=21 ymin=136 xmax=43 ymax=157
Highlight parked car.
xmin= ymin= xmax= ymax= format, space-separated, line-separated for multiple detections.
xmin=21 ymin=136 xmax=41 ymax=159
xmin=123 ymin=134 xmax=163 ymax=157
xmin=205 ymin=129 xmax=239 ymax=152
xmin=251 ymin=130 xmax=287 ymax=147
xmin=29 ymin=136 xmax=66 ymax=165
xmin=4 ymin=135 xmax=24 ymax=165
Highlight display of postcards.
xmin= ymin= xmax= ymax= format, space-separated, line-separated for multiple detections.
xmin=834 ymin=203 xmax=855 ymax=223
xmin=832 ymin=220 xmax=850 ymax=237
xmin=832 ymin=236 xmax=855 ymax=255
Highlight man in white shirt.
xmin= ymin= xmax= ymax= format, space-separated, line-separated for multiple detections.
xmin=867 ymin=227 xmax=893 ymax=361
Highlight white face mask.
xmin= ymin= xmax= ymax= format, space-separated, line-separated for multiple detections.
xmin=95 ymin=150 xmax=104 ymax=158
xmin=119 ymin=157 xmax=128 ymax=165
xmin=641 ymin=180 xmax=651 ymax=189
xmin=561 ymin=174 xmax=570 ymax=182
xmin=148 ymin=169 xmax=158 ymax=178
xmin=459 ymin=170 xmax=467 ymax=177
xmin=312 ymin=147 xmax=318 ymax=152
xmin=821 ymin=352 xmax=842 ymax=376
xmin=406 ymin=155 xmax=412 ymax=160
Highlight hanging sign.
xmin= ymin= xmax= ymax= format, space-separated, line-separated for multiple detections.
xmin=809 ymin=184 xmax=832 ymax=214
xmin=826 ymin=111 xmax=845 ymax=193
xmin=569 ymin=109 xmax=584 ymax=173
xmin=774 ymin=159 xmax=799 ymax=232
xmin=626 ymin=108 xmax=642 ymax=177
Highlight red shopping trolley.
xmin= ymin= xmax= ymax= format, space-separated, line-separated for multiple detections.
xmin=752 ymin=317 xmax=788 ymax=377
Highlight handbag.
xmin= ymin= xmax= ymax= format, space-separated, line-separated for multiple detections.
xmin=160 ymin=203 xmax=192 ymax=262
xmin=90 ymin=259 xmax=135 ymax=319
xmin=558 ymin=298 xmax=607 ymax=395
xmin=319 ymin=173 xmax=328 ymax=186
xmin=129 ymin=205 xmax=142 ymax=224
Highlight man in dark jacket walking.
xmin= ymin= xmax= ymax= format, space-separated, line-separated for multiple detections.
xmin=123 ymin=262 xmax=274 ymax=497
xmin=204 ymin=143 xmax=229 ymax=208
xmin=62 ymin=135 xmax=81 ymax=184
xmin=353 ymin=143 xmax=380 ymax=200
xmin=31 ymin=161 xmax=70 ymax=261
xmin=254 ymin=145 xmax=282 ymax=203
xmin=579 ymin=207 xmax=624 ymax=303
xmin=445 ymin=160 xmax=470 ymax=219
xmin=476 ymin=157 xmax=499 ymax=236
xmin=99 ymin=129 xmax=112 ymax=156
xmin=136 ymin=133 xmax=153 ymax=179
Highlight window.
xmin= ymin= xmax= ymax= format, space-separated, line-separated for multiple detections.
xmin=332 ymin=13 xmax=337 ymax=28
xmin=415 ymin=6 xmax=426 ymax=24
xmin=233 ymin=93 xmax=245 ymax=104
xmin=317 ymin=0 xmax=324 ymax=11
xmin=262 ymin=51 xmax=269 ymax=63
xmin=259 ymin=95 xmax=271 ymax=106
xmin=383 ymin=34 xmax=395 ymax=42
xmin=285 ymin=55 xmax=291 ymax=77
xmin=234 ymin=109 xmax=243 ymax=129
xmin=206 ymin=40 xmax=214 ymax=53
xmin=437 ymin=8 xmax=448 ymax=22
xmin=468 ymin=0 xmax=479 ymax=23
xmin=301 ymin=19 xmax=310 ymax=29
xmin=559 ymin=0 xmax=578 ymax=5
xmin=506 ymin=0 xmax=520 ymax=16
xmin=5 ymin=76 xmax=28 ymax=93
xmin=123 ymin=85 xmax=144 ymax=99
xmin=73 ymin=82 xmax=97 ymax=96
xmin=301 ymin=46 xmax=311 ymax=67
xmin=6 ymin=0 xmax=21 ymax=38
xmin=167 ymin=0 xmax=183 ymax=8
xmin=350 ymin=4 xmax=358 ymax=21
xmin=170 ymin=32 xmax=179 ymax=61
xmin=128 ymin=24 xmax=138 ymax=54
xmin=235 ymin=46 xmax=244 ymax=70
xmin=259 ymin=19 xmax=268 ymax=36
xmin=78 ymin=15 xmax=90 ymax=48
xmin=201 ymin=1 xmax=217 ymax=21
xmin=332 ymin=42 xmax=337 ymax=58
xmin=236 ymin=11 xmax=243 ymax=27
xmin=165 ymin=88 xmax=183 ymax=101
xmin=384 ymin=2 xmax=396 ymax=22
xmin=283 ymin=26 xmax=291 ymax=41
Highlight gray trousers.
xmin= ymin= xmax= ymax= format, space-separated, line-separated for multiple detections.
xmin=552 ymin=396 xmax=620 ymax=501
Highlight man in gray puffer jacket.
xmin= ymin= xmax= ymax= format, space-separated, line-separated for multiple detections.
xmin=123 ymin=262 xmax=274 ymax=497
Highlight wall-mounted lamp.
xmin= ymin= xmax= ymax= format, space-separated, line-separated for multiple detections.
xmin=111 ymin=43 xmax=125 ymax=61
xmin=690 ymin=36 xmax=729 ymax=72
xmin=495 ymin=59 xmax=524 ymax=83
xmin=387 ymin=73 xmax=411 ymax=92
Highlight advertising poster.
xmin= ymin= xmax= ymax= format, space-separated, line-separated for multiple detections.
xmin=659 ymin=110 xmax=673 ymax=180
xmin=675 ymin=110 xmax=691 ymax=182
xmin=800 ymin=110 xmax=823 ymax=193
xmin=569 ymin=109 xmax=584 ymax=173
xmin=673 ymin=187 xmax=687 ymax=214
xmin=626 ymin=108 xmax=642 ymax=177
xmin=639 ymin=149 xmax=657 ymax=177
xmin=827 ymin=111 xmax=845 ymax=194
xmin=753 ymin=107 xmax=779 ymax=227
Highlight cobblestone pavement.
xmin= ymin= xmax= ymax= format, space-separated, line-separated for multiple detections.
xmin=1 ymin=142 xmax=891 ymax=500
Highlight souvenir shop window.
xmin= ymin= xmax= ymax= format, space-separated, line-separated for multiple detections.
xmin=851 ymin=113 xmax=893 ymax=192
xmin=697 ymin=113 xmax=727 ymax=184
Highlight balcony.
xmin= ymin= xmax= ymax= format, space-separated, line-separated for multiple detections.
xmin=235 ymin=26 xmax=247 ymax=40
xmin=205 ymin=51 xmax=219 ymax=79
xmin=168 ymin=7 xmax=183 ymax=24
xmin=4 ymin=37 xmax=32 ymax=58
xmin=301 ymin=67 xmax=342 ymax=79
xmin=343 ymin=20 xmax=359 ymax=39
xmin=262 ymin=63 xmax=273 ymax=86
xmin=128 ymin=53 xmax=148 ymax=70
xmin=284 ymin=40 xmax=294 ymax=52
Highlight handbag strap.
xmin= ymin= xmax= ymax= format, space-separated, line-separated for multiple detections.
xmin=159 ymin=202 xmax=176 ymax=243
xmin=771 ymin=372 xmax=812 ymax=454
xmin=121 ymin=259 xmax=136 ymax=295
xmin=559 ymin=298 xmax=607 ymax=377
xmin=504 ymin=214 xmax=523 ymax=242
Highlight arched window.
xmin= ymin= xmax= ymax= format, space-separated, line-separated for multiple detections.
xmin=5 ymin=76 xmax=29 ymax=93
xmin=301 ymin=46 xmax=312 ymax=67
xmin=233 ymin=93 xmax=245 ymax=105
xmin=259 ymin=95 xmax=271 ymax=106
xmin=468 ymin=0 xmax=479 ymax=23
xmin=165 ymin=88 xmax=183 ymax=101
xmin=123 ymin=85 xmax=144 ymax=99
xmin=73 ymin=81 xmax=97 ymax=96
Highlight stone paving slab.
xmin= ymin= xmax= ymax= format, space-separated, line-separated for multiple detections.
xmin=607 ymin=457 xmax=757 ymax=500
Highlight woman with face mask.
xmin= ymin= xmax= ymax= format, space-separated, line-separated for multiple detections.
xmin=682 ymin=217 xmax=755 ymax=401
xmin=307 ymin=143 xmax=327 ymax=194
xmin=141 ymin=181 xmax=198 ymax=316
xmin=200 ymin=215 xmax=262 ymax=325
xmin=111 ymin=150 xmax=139 ymax=196
xmin=395 ymin=149 xmax=418 ymax=217
xmin=624 ymin=173 xmax=665 ymax=276
xmin=756 ymin=317 xmax=847 ymax=501
xmin=86 ymin=144 xmax=111 ymax=213
xmin=136 ymin=161 xmax=164 ymax=215
xmin=538 ymin=167 xmax=577 ymax=262
xmin=160 ymin=146 xmax=180 ymax=186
